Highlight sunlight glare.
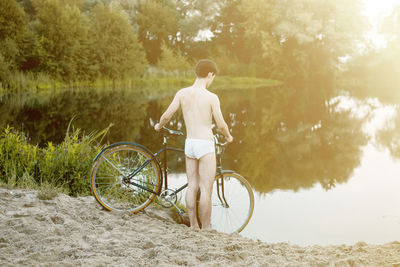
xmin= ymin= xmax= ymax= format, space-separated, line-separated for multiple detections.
xmin=363 ymin=0 xmax=400 ymax=47
xmin=363 ymin=0 xmax=399 ymax=19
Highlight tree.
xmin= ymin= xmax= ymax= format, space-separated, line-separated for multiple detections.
xmin=206 ymin=0 xmax=265 ymax=77
xmin=239 ymin=0 xmax=368 ymax=125
xmin=176 ymin=0 xmax=220 ymax=43
xmin=117 ymin=0 xmax=220 ymax=64
xmin=136 ymin=0 xmax=178 ymax=64
xmin=240 ymin=0 xmax=368 ymax=82
xmin=210 ymin=0 xmax=248 ymax=62
xmin=0 ymin=0 xmax=27 ymax=75
xmin=112 ymin=0 xmax=140 ymax=32
xmin=239 ymin=0 xmax=282 ymax=78
xmin=0 ymin=0 xmax=26 ymax=41
xmin=31 ymin=0 xmax=90 ymax=80
xmin=343 ymin=4 xmax=400 ymax=104
xmin=88 ymin=3 xmax=147 ymax=79
xmin=156 ymin=42 xmax=191 ymax=72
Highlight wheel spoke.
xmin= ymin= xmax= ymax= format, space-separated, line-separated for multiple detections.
xmin=103 ymin=156 xmax=125 ymax=176
xmin=202 ymin=173 xmax=254 ymax=234
xmin=90 ymin=144 xmax=160 ymax=212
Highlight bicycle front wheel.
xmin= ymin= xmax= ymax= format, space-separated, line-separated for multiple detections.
xmin=197 ymin=172 xmax=254 ymax=234
xmin=90 ymin=143 xmax=161 ymax=212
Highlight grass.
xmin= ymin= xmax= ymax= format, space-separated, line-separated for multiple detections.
xmin=212 ymin=76 xmax=282 ymax=90
xmin=0 ymin=68 xmax=282 ymax=94
xmin=37 ymin=181 xmax=61 ymax=200
xmin=0 ymin=125 xmax=189 ymax=212
xmin=0 ymin=168 xmax=62 ymax=201
xmin=0 ymin=124 xmax=110 ymax=197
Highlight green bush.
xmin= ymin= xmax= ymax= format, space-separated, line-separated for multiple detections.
xmin=0 ymin=126 xmax=39 ymax=182
xmin=37 ymin=129 xmax=94 ymax=196
xmin=0 ymin=125 xmax=109 ymax=196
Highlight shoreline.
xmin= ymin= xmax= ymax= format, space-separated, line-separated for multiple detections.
xmin=1 ymin=187 xmax=399 ymax=266
xmin=0 ymin=76 xmax=281 ymax=93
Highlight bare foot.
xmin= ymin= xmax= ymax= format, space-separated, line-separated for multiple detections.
xmin=190 ymin=225 xmax=200 ymax=230
xmin=201 ymin=224 xmax=210 ymax=230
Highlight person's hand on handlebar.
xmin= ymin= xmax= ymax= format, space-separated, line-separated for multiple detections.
xmin=215 ymin=129 xmax=233 ymax=144
xmin=154 ymin=123 xmax=162 ymax=131
xmin=226 ymin=135 xmax=233 ymax=143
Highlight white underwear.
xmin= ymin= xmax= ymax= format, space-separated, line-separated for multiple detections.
xmin=185 ymin=138 xmax=215 ymax=159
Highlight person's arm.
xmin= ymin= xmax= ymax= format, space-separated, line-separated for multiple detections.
xmin=211 ymin=94 xmax=233 ymax=142
xmin=154 ymin=91 xmax=181 ymax=131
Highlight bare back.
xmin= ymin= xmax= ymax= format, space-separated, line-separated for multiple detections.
xmin=179 ymin=86 xmax=215 ymax=141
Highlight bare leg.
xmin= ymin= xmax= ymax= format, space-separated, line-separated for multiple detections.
xmin=198 ymin=152 xmax=216 ymax=229
xmin=185 ymin=156 xmax=200 ymax=229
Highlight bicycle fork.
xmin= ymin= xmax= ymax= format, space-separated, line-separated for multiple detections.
xmin=216 ymin=169 xmax=229 ymax=208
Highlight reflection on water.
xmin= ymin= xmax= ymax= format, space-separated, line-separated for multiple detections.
xmin=244 ymin=144 xmax=400 ymax=246
xmin=1 ymin=86 xmax=399 ymax=245
xmin=377 ymin=109 xmax=400 ymax=159
xmin=0 ymin=89 xmax=149 ymax=145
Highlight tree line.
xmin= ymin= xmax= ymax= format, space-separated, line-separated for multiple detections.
xmin=1 ymin=0 xmax=399 ymax=101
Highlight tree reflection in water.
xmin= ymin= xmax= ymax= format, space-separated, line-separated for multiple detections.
xmin=377 ymin=106 xmax=400 ymax=159
xmin=0 ymin=89 xmax=149 ymax=146
xmin=142 ymin=87 xmax=370 ymax=194
xmin=0 ymin=86 xmax=378 ymax=194
xmin=217 ymin=88 xmax=369 ymax=194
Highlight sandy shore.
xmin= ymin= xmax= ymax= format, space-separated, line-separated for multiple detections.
xmin=0 ymin=187 xmax=399 ymax=266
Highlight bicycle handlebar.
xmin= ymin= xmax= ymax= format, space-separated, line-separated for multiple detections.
xmin=162 ymin=126 xmax=184 ymax=136
xmin=214 ymin=135 xmax=228 ymax=147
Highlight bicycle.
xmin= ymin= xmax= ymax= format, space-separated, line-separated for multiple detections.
xmin=90 ymin=127 xmax=254 ymax=234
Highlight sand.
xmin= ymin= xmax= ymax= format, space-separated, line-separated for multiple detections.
xmin=0 ymin=187 xmax=399 ymax=266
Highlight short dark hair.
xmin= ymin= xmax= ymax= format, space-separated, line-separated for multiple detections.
xmin=195 ymin=59 xmax=218 ymax=78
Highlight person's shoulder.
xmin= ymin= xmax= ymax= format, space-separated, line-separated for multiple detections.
xmin=207 ymin=91 xmax=219 ymax=103
xmin=174 ymin=88 xmax=187 ymax=98
xmin=176 ymin=86 xmax=191 ymax=96
xmin=203 ymin=91 xmax=219 ymax=108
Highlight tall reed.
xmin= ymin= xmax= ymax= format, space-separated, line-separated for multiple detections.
xmin=0 ymin=123 xmax=111 ymax=196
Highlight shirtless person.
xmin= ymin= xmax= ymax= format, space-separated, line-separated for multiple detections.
xmin=154 ymin=59 xmax=233 ymax=229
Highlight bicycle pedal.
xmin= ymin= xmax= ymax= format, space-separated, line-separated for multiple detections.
xmin=177 ymin=209 xmax=184 ymax=215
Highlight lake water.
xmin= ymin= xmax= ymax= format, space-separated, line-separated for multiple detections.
xmin=1 ymin=86 xmax=399 ymax=245
xmin=245 ymin=144 xmax=400 ymax=246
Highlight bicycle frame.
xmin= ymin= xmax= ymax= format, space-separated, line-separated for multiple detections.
xmin=91 ymin=128 xmax=254 ymax=233
xmin=158 ymin=134 xmax=186 ymax=193
xmin=155 ymin=133 xmax=230 ymax=209
xmin=125 ymin=134 xmax=187 ymax=196
xmin=155 ymin=133 xmax=229 ymax=203
xmin=101 ymin=131 xmax=230 ymax=207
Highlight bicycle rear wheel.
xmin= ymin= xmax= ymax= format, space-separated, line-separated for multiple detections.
xmin=197 ymin=172 xmax=254 ymax=234
xmin=90 ymin=143 xmax=161 ymax=212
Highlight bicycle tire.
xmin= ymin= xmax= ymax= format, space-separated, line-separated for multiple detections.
xmin=197 ymin=171 xmax=254 ymax=234
xmin=90 ymin=143 xmax=161 ymax=212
